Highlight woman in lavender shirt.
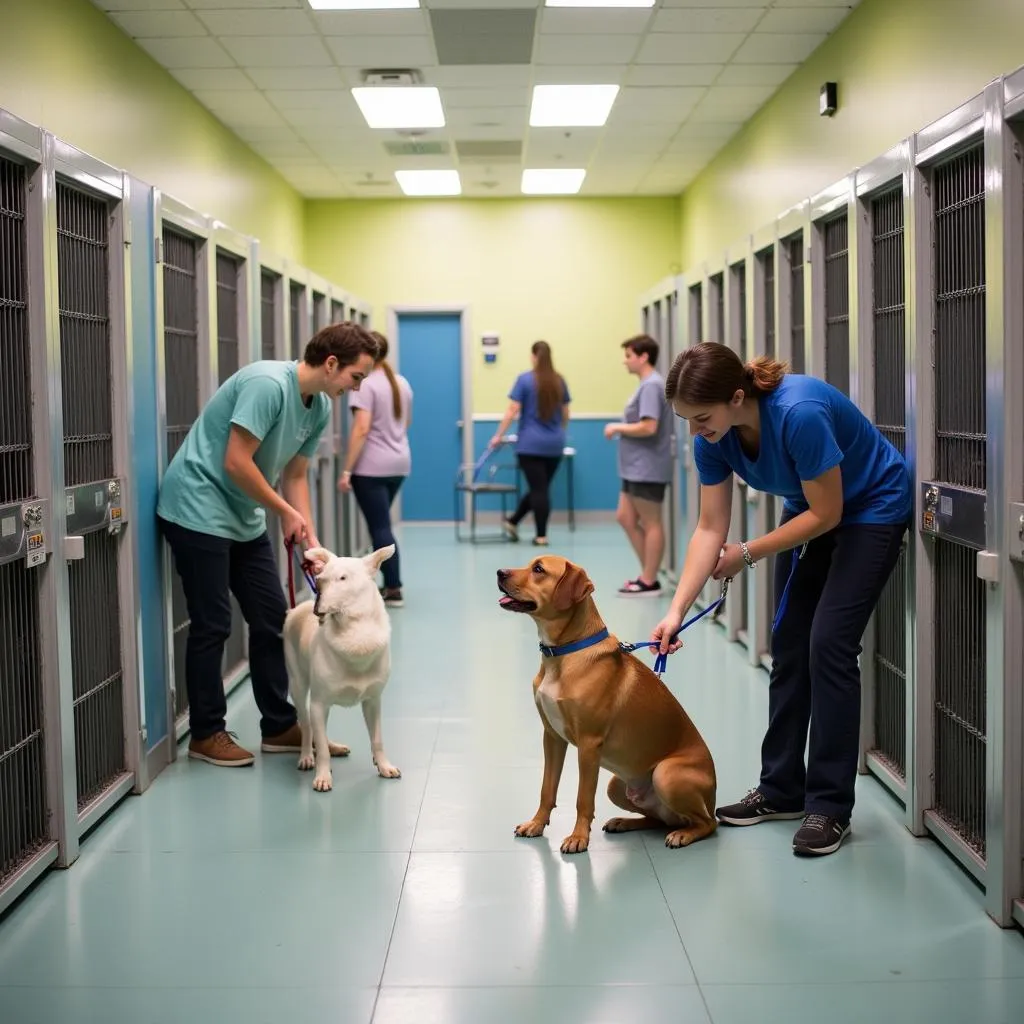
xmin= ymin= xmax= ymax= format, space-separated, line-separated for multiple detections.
xmin=339 ymin=332 xmax=413 ymax=607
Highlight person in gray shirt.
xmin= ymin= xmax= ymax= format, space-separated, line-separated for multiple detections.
xmin=604 ymin=334 xmax=674 ymax=596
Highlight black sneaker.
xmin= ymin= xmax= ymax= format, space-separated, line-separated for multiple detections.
xmin=792 ymin=813 xmax=851 ymax=856
xmin=715 ymin=788 xmax=805 ymax=826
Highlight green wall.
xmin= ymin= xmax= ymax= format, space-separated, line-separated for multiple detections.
xmin=305 ymin=197 xmax=680 ymax=415
xmin=0 ymin=0 xmax=305 ymax=258
xmin=679 ymin=0 xmax=1024 ymax=269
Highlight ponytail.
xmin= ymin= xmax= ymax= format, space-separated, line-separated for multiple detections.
xmin=665 ymin=341 xmax=788 ymax=406
xmin=744 ymin=355 xmax=787 ymax=396
xmin=368 ymin=330 xmax=403 ymax=419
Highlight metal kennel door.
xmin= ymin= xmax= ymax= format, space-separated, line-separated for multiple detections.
xmin=215 ymin=249 xmax=247 ymax=677
xmin=760 ymin=247 xmax=779 ymax=636
xmin=0 ymin=150 xmax=50 ymax=903
xmin=788 ymin=234 xmax=806 ymax=374
xmin=56 ymin=178 xmax=133 ymax=813
xmin=162 ymin=227 xmax=201 ymax=729
xmin=823 ymin=213 xmax=851 ymax=394
xmin=260 ymin=270 xmax=277 ymax=361
xmin=867 ymin=185 xmax=909 ymax=785
xmin=918 ymin=142 xmax=989 ymax=866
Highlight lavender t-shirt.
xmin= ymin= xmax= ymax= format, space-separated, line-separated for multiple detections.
xmin=348 ymin=367 xmax=413 ymax=477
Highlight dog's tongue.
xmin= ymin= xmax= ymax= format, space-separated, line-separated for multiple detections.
xmin=498 ymin=595 xmax=515 ymax=606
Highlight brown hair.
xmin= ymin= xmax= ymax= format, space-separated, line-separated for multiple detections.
xmin=531 ymin=340 xmax=565 ymax=422
xmin=621 ymin=333 xmax=660 ymax=367
xmin=665 ymin=342 xmax=788 ymax=406
xmin=370 ymin=331 xmax=403 ymax=420
xmin=304 ymin=321 xmax=379 ymax=369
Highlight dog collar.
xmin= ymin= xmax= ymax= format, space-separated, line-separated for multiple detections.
xmin=539 ymin=627 xmax=610 ymax=659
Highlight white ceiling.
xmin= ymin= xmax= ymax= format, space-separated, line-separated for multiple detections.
xmin=91 ymin=0 xmax=862 ymax=199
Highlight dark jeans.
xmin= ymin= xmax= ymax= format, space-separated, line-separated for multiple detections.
xmin=159 ymin=517 xmax=296 ymax=741
xmin=758 ymin=511 xmax=907 ymax=821
xmin=510 ymin=454 xmax=561 ymax=537
xmin=350 ymin=474 xmax=404 ymax=590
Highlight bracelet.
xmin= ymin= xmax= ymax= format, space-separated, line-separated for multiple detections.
xmin=740 ymin=541 xmax=756 ymax=569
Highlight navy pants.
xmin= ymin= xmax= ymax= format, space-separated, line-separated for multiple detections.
xmin=159 ymin=517 xmax=296 ymax=741
xmin=350 ymin=474 xmax=404 ymax=590
xmin=758 ymin=512 xmax=907 ymax=821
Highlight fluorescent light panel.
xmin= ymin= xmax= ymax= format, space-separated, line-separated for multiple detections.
xmin=521 ymin=169 xmax=587 ymax=195
xmin=351 ymin=86 xmax=444 ymax=129
xmin=529 ymin=84 xmax=619 ymax=127
xmin=309 ymin=1 xmax=420 ymax=10
xmin=395 ymin=170 xmax=462 ymax=197
xmin=545 ymin=0 xmax=654 ymax=6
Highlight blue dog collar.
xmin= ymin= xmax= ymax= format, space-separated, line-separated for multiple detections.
xmin=539 ymin=627 xmax=610 ymax=659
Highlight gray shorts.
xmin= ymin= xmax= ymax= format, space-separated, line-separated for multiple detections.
xmin=621 ymin=479 xmax=667 ymax=504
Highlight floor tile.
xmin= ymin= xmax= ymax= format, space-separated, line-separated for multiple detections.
xmin=373 ymin=984 xmax=711 ymax=1024
xmin=382 ymin=850 xmax=695 ymax=987
xmin=0 ymin=850 xmax=409 ymax=989
xmin=0 ymin=986 xmax=378 ymax=1024
xmin=701 ymin=979 xmax=1024 ymax=1024
xmin=651 ymin=839 xmax=1024 ymax=984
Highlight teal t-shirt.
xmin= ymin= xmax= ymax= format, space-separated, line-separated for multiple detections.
xmin=157 ymin=360 xmax=331 ymax=541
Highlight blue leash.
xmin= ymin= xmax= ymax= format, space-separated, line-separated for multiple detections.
xmin=770 ymin=542 xmax=808 ymax=635
xmin=619 ymin=576 xmax=732 ymax=677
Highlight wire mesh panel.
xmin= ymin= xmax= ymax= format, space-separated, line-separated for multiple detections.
xmin=934 ymin=146 xmax=987 ymax=491
xmin=869 ymin=186 xmax=908 ymax=779
xmin=313 ymin=291 xmax=326 ymax=333
xmin=788 ymin=234 xmax=805 ymax=373
xmin=57 ymin=183 xmax=113 ymax=488
xmin=57 ymin=181 xmax=127 ymax=806
xmin=732 ymin=262 xmax=749 ymax=637
xmin=689 ymin=284 xmax=703 ymax=343
xmin=216 ymin=251 xmax=239 ymax=385
xmin=331 ymin=299 xmax=344 ymax=324
xmin=733 ymin=262 xmax=748 ymax=361
xmin=162 ymin=228 xmax=200 ymax=724
xmin=823 ymin=213 xmax=850 ymax=394
xmin=260 ymin=270 xmax=276 ymax=360
xmin=709 ymin=273 xmax=724 ymax=343
xmin=290 ymin=283 xmax=304 ymax=359
xmin=933 ymin=539 xmax=987 ymax=858
xmin=761 ymin=248 xmax=775 ymax=359
xmin=0 ymin=155 xmax=49 ymax=887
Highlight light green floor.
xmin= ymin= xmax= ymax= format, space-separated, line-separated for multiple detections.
xmin=2 ymin=524 xmax=1023 ymax=1023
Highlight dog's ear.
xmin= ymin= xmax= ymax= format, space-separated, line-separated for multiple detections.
xmin=364 ymin=544 xmax=396 ymax=573
xmin=551 ymin=562 xmax=594 ymax=612
xmin=304 ymin=547 xmax=332 ymax=575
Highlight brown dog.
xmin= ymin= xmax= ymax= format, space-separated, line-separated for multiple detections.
xmin=497 ymin=555 xmax=717 ymax=855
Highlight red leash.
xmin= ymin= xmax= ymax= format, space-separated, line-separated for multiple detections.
xmin=284 ymin=538 xmax=318 ymax=609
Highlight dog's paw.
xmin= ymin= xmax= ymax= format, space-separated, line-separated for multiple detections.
xmin=559 ymin=832 xmax=591 ymax=855
xmin=375 ymin=761 xmax=401 ymax=779
xmin=327 ymin=741 xmax=351 ymax=758
xmin=297 ymin=752 xmax=314 ymax=771
xmin=603 ymin=816 xmax=637 ymax=833
xmin=313 ymin=772 xmax=333 ymax=792
xmin=513 ymin=819 xmax=547 ymax=839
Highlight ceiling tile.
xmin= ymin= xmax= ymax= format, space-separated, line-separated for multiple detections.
xmin=195 ymin=89 xmax=290 ymax=128
xmin=134 ymin=36 xmax=235 ymax=69
xmin=443 ymin=87 xmax=530 ymax=109
xmin=264 ymin=89 xmax=353 ymax=112
xmin=772 ymin=0 xmax=861 ymax=7
xmin=232 ymin=125 xmax=303 ymax=145
xmin=524 ymin=127 xmax=603 ymax=160
xmin=731 ymin=32 xmax=828 ymax=63
xmin=650 ymin=8 xmax=764 ymax=33
xmin=325 ymin=35 xmax=436 ymax=67
xmin=183 ymin=0 xmax=303 ymax=7
xmin=195 ymin=10 xmax=318 ymax=37
xmin=626 ymin=64 xmax=722 ymax=87
xmin=430 ymin=8 xmax=538 ymax=66
xmin=671 ymin=120 xmax=745 ymax=142
xmin=310 ymin=11 xmax=429 ymax=35
xmin=612 ymin=86 xmax=706 ymax=120
xmin=420 ymin=65 xmax=533 ymax=87
xmin=108 ymin=10 xmax=206 ymax=35
xmin=534 ymin=34 xmax=642 ymax=65
xmin=635 ymin=33 xmax=746 ymax=65
xmin=220 ymin=35 xmax=335 ymax=68
xmin=690 ymin=84 xmax=777 ymax=118
xmin=539 ymin=9 xmax=654 ymax=34
xmin=758 ymin=7 xmax=852 ymax=33
xmin=532 ymin=64 xmax=628 ymax=85
xmin=445 ymin=106 xmax=526 ymax=130
xmin=169 ymin=68 xmax=253 ymax=91
xmin=425 ymin=0 xmax=538 ymax=7
xmin=245 ymin=68 xmax=348 ymax=91
xmin=715 ymin=62 xmax=798 ymax=86
xmin=659 ymin=0 xmax=768 ymax=8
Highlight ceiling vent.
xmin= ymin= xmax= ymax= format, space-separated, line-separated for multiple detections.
xmin=455 ymin=139 xmax=522 ymax=163
xmin=361 ymin=69 xmax=423 ymax=86
xmin=384 ymin=140 xmax=450 ymax=157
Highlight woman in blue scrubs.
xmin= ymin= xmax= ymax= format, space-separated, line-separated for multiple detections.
xmin=651 ymin=342 xmax=911 ymax=857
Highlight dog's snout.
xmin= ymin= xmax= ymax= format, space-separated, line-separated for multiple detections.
xmin=496 ymin=569 xmax=510 ymax=582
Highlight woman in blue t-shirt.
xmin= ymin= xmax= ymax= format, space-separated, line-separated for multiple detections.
xmin=491 ymin=340 xmax=571 ymax=546
xmin=651 ymin=342 xmax=911 ymax=858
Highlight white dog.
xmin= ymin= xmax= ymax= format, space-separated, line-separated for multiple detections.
xmin=283 ymin=544 xmax=401 ymax=792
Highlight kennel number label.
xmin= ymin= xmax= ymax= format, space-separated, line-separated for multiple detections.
xmin=66 ymin=493 xmax=75 ymax=516
xmin=27 ymin=531 xmax=45 ymax=568
xmin=1 ymin=516 xmax=14 ymax=538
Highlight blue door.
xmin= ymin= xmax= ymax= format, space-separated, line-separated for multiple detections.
xmin=396 ymin=312 xmax=463 ymax=521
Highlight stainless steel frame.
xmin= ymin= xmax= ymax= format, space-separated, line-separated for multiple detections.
xmin=48 ymin=134 xmax=142 ymax=840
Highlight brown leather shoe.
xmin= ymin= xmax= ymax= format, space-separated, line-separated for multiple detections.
xmin=261 ymin=723 xmax=350 ymax=757
xmin=188 ymin=731 xmax=254 ymax=767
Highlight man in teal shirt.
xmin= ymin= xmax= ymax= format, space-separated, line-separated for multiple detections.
xmin=158 ymin=322 xmax=379 ymax=767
